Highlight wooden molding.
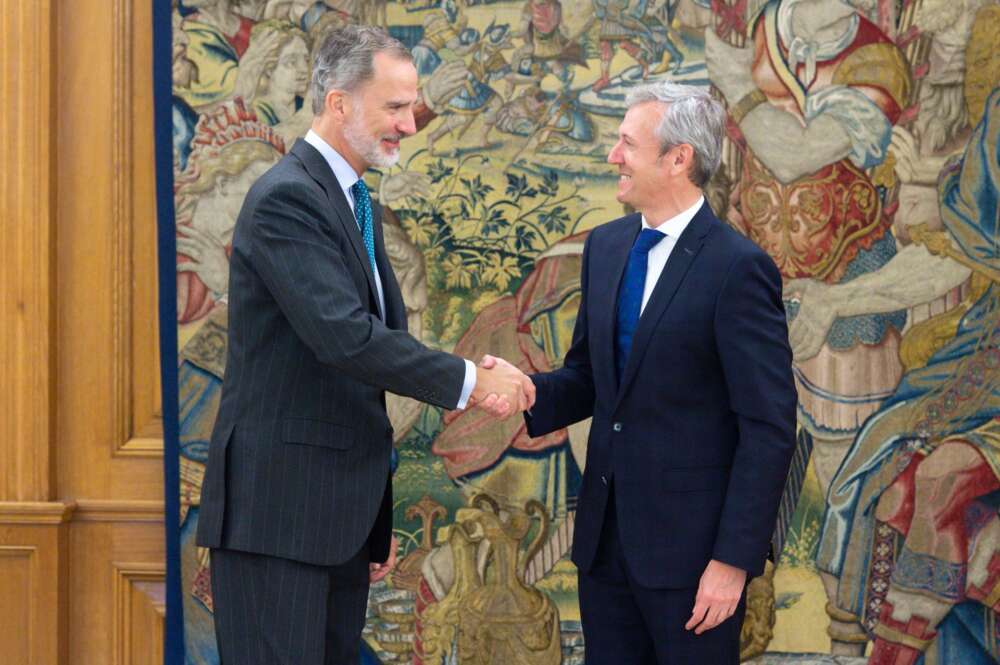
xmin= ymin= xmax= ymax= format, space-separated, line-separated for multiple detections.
xmin=74 ymin=500 xmax=164 ymax=523
xmin=0 ymin=501 xmax=76 ymax=525
xmin=0 ymin=0 xmax=56 ymax=500
xmin=112 ymin=561 xmax=166 ymax=665
xmin=111 ymin=0 xmax=163 ymax=459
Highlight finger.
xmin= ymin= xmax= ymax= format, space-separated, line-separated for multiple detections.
xmin=696 ymin=605 xmax=724 ymax=635
xmin=479 ymin=393 xmax=499 ymax=412
xmin=685 ymin=598 xmax=710 ymax=631
xmin=180 ymin=224 xmax=211 ymax=241
xmin=175 ymin=241 xmax=203 ymax=259
xmin=522 ymin=377 xmax=536 ymax=410
xmin=494 ymin=395 xmax=512 ymax=418
xmin=515 ymin=383 xmax=529 ymax=412
xmin=483 ymin=394 xmax=506 ymax=417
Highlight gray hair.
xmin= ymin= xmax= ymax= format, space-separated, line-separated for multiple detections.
xmin=625 ymin=82 xmax=726 ymax=187
xmin=310 ymin=25 xmax=413 ymax=115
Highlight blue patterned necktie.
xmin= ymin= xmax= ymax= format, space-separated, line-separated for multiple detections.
xmin=615 ymin=228 xmax=666 ymax=379
xmin=350 ymin=178 xmax=378 ymax=276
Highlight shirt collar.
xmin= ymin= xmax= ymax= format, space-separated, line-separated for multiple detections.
xmin=641 ymin=195 xmax=704 ymax=238
xmin=304 ymin=129 xmax=361 ymax=199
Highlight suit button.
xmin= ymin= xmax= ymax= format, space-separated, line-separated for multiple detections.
xmin=612 ymin=422 xmax=622 ymax=432
xmin=601 ymin=475 xmax=608 ymax=486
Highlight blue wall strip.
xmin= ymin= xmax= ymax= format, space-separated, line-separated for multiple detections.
xmin=152 ymin=0 xmax=184 ymax=662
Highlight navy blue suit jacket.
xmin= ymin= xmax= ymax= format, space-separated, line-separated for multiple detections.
xmin=525 ymin=203 xmax=796 ymax=588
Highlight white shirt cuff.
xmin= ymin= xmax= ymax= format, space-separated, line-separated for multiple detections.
xmin=455 ymin=359 xmax=476 ymax=410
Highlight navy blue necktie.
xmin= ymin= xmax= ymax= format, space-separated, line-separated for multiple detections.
xmin=350 ymin=179 xmax=378 ymax=276
xmin=615 ymin=228 xmax=666 ymax=379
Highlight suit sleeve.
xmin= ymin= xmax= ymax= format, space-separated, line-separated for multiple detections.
xmin=525 ymin=233 xmax=597 ymax=437
xmin=711 ymin=248 xmax=797 ymax=576
xmin=248 ymin=181 xmax=466 ymax=410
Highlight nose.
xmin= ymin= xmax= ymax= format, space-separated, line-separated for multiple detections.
xmin=607 ymin=141 xmax=623 ymax=164
xmin=399 ymin=109 xmax=417 ymax=137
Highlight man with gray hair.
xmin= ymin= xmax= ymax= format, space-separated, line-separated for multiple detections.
xmin=493 ymin=81 xmax=797 ymax=663
xmin=196 ymin=24 xmax=533 ymax=664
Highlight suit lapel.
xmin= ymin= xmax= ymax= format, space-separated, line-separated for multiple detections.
xmin=371 ymin=204 xmax=406 ymax=329
xmin=290 ymin=140 xmax=381 ymax=310
xmin=614 ymin=203 xmax=715 ymax=408
xmin=591 ymin=214 xmax=642 ymax=395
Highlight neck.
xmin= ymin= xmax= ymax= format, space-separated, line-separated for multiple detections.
xmin=263 ymin=88 xmax=297 ymax=121
xmin=310 ymin=118 xmax=366 ymax=175
xmin=641 ymin=185 xmax=702 ymax=228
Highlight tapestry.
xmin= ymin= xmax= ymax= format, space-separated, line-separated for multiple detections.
xmin=161 ymin=0 xmax=1000 ymax=663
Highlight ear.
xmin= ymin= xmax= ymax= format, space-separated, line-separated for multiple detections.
xmin=671 ymin=144 xmax=695 ymax=178
xmin=324 ymin=88 xmax=347 ymax=119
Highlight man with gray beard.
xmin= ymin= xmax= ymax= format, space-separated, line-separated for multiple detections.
xmin=195 ymin=25 xmax=534 ymax=664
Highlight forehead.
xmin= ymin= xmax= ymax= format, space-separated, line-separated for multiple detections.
xmin=363 ymin=52 xmax=419 ymax=102
xmin=619 ymin=101 xmax=665 ymax=139
xmin=280 ymin=37 xmax=308 ymax=55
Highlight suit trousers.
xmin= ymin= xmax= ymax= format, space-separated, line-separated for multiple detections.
xmin=578 ymin=488 xmax=745 ymax=665
xmin=210 ymin=540 xmax=370 ymax=665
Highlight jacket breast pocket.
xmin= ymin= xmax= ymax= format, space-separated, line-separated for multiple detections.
xmin=282 ymin=417 xmax=357 ymax=450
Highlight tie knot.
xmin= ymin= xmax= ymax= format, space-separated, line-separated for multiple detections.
xmin=632 ymin=228 xmax=666 ymax=255
xmin=351 ymin=179 xmax=369 ymax=199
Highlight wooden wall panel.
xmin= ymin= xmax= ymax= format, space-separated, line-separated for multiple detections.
xmin=0 ymin=547 xmax=35 ymax=664
xmin=68 ymin=521 xmax=164 ymax=665
xmin=0 ymin=512 xmax=72 ymax=665
xmin=56 ymin=0 xmax=162 ymax=498
xmin=129 ymin=580 xmax=167 ymax=665
xmin=114 ymin=562 xmax=167 ymax=665
xmin=0 ymin=0 xmax=55 ymax=502
xmin=0 ymin=0 xmax=166 ymax=661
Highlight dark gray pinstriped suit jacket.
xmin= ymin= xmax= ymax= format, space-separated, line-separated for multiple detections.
xmin=196 ymin=139 xmax=466 ymax=566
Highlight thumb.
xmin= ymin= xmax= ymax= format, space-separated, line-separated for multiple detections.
xmin=479 ymin=354 xmax=498 ymax=369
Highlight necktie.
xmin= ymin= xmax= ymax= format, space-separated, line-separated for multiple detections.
xmin=615 ymin=228 xmax=666 ymax=379
xmin=350 ymin=179 xmax=378 ymax=276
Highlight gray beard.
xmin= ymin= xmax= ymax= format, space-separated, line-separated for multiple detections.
xmin=344 ymin=115 xmax=400 ymax=169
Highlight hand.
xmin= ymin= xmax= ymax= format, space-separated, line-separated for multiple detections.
xmin=889 ymin=126 xmax=949 ymax=185
xmin=685 ymin=559 xmax=747 ymax=635
xmin=783 ymin=278 xmax=838 ymax=362
xmin=471 ymin=354 xmax=535 ymax=418
xmin=420 ymin=60 xmax=469 ymax=113
xmin=703 ymin=29 xmax=757 ymax=104
xmin=177 ymin=225 xmax=231 ymax=297
xmin=369 ymin=535 xmax=399 ymax=584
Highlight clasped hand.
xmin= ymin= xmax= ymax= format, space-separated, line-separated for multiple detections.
xmin=469 ymin=354 xmax=535 ymax=418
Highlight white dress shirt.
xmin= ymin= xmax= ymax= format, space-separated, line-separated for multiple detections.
xmin=639 ymin=196 xmax=704 ymax=314
xmin=304 ymin=130 xmax=476 ymax=407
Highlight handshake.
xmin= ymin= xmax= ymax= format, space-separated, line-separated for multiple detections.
xmin=469 ymin=354 xmax=536 ymax=418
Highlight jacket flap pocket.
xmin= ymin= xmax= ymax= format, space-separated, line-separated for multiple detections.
xmin=282 ymin=417 xmax=357 ymax=450
xmin=660 ymin=466 xmax=730 ymax=492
